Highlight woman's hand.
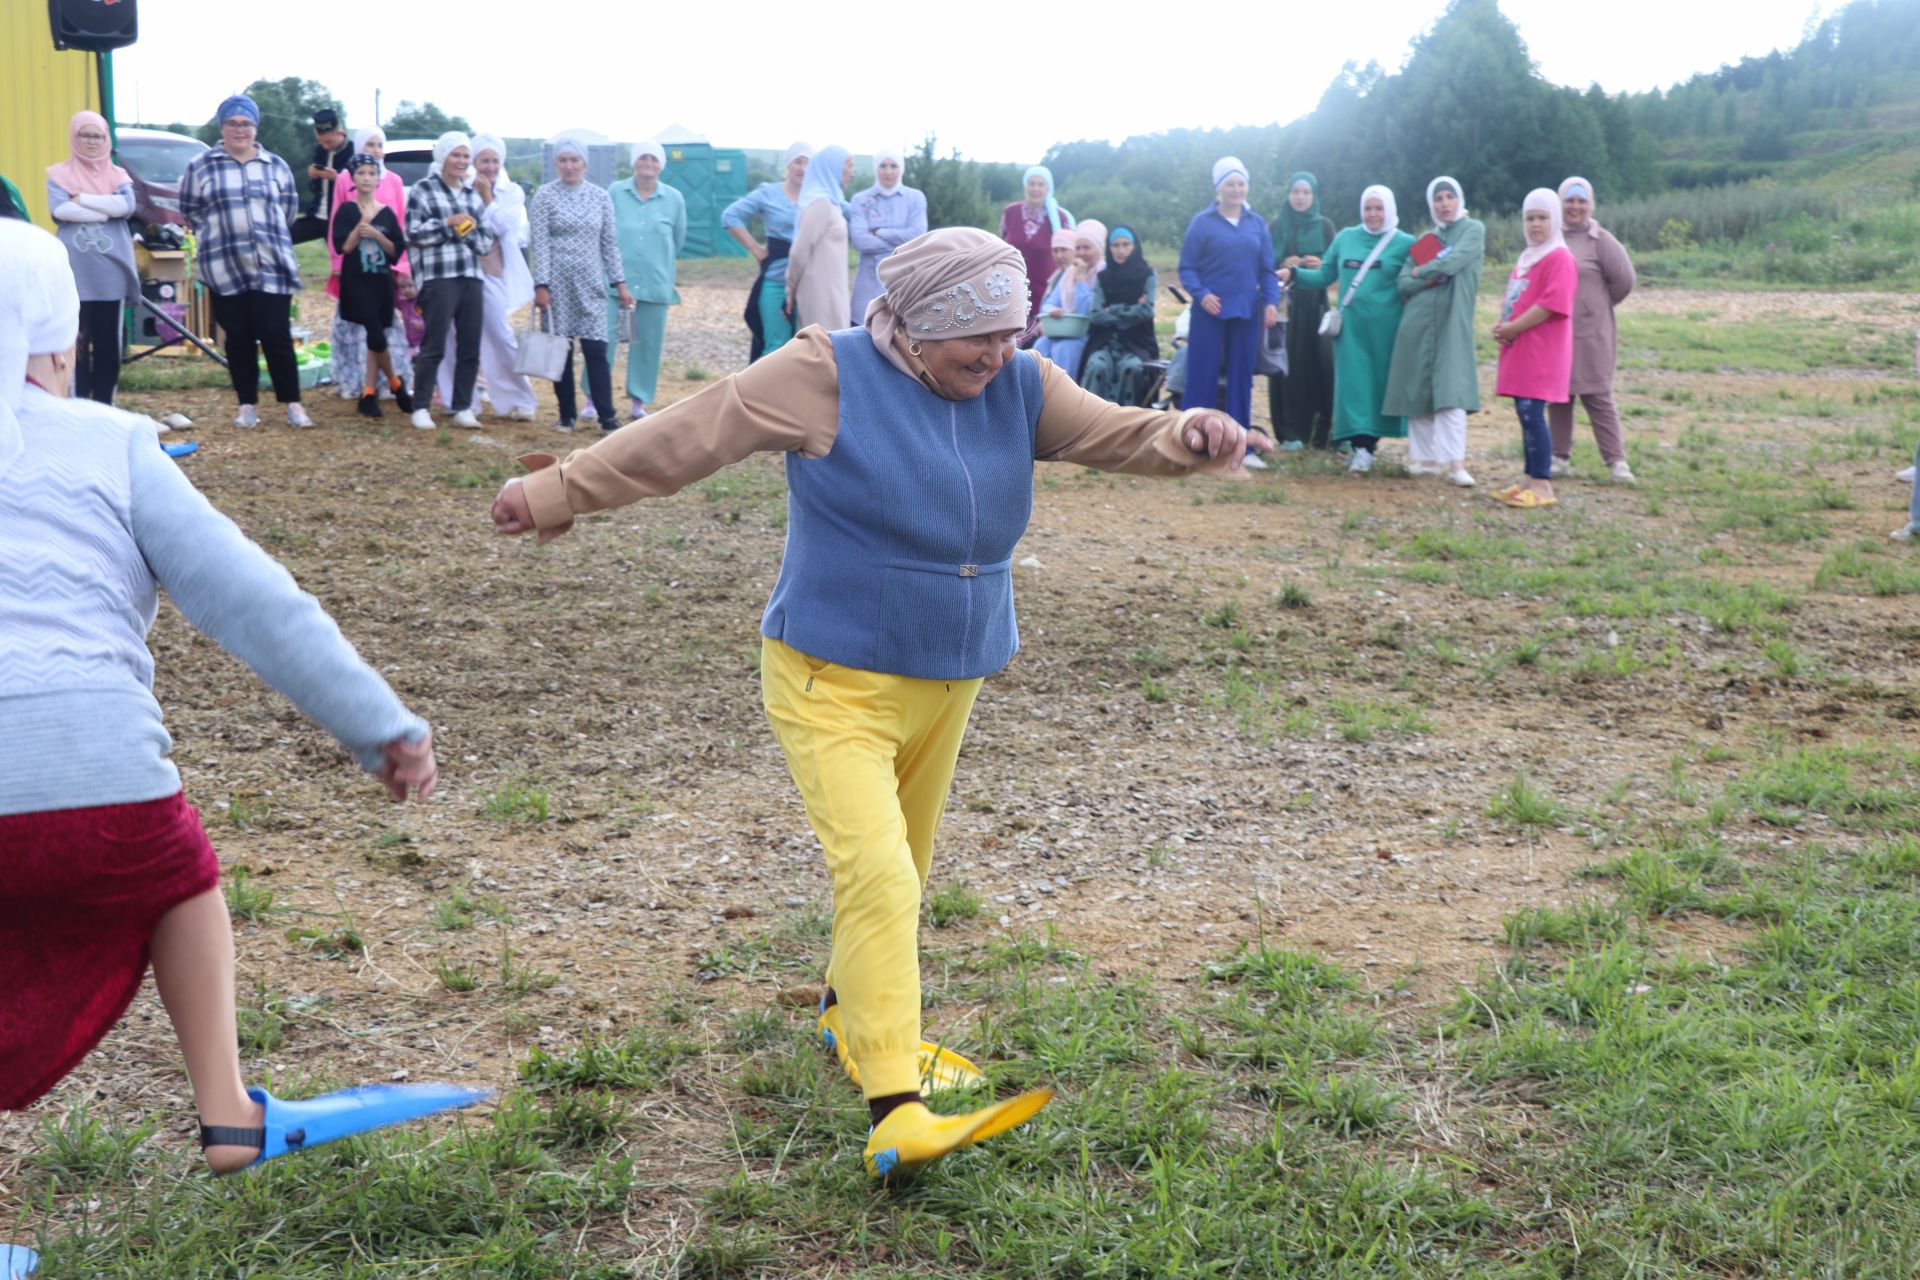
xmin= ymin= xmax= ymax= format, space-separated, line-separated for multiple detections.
xmin=1282 ymin=255 xmax=1301 ymax=269
xmin=492 ymin=477 xmax=536 ymax=536
xmin=1200 ymin=293 xmax=1223 ymax=317
xmin=617 ymin=283 xmax=636 ymax=309
xmin=751 ymin=241 xmax=769 ymax=264
xmin=474 ymin=173 xmax=494 ymax=204
xmin=1047 ymin=306 xmax=1065 ymax=319
xmin=1491 ymin=320 xmax=1513 ymax=345
xmin=1300 ymin=256 xmax=1322 ymax=268
xmin=1182 ymin=410 xmax=1272 ymax=471
xmin=375 ymin=730 xmax=437 ymax=802
xmin=1263 ymin=304 xmax=1280 ymax=329
xmin=535 ymin=285 xmax=552 ymax=313
xmin=1276 ymin=267 xmax=1294 ymax=285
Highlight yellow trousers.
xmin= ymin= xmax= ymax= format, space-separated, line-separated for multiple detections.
xmin=761 ymin=637 xmax=982 ymax=1099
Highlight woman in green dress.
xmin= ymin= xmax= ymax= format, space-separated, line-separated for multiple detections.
xmin=1279 ymin=185 xmax=1413 ymax=473
xmin=1382 ymin=176 xmax=1485 ymax=486
xmin=609 ymin=141 xmax=688 ymax=421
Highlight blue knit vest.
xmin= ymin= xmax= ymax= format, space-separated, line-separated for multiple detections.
xmin=759 ymin=328 xmax=1043 ymax=680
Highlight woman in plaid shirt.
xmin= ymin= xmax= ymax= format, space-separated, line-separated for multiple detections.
xmin=404 ymin=133 xmax=493 ymax=430
xmin=178 ymin=94 xmax=312 ymax=430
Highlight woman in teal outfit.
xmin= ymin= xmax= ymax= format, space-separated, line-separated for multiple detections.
xmin=1279 ymin=185 xmax=1413 ymax=471
xmin=609 ymin=141 xmax=687 ymax=420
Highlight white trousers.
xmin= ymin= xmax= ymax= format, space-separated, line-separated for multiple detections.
xmin=437 ymin=273 xmax=538 ymax=413
xmin=1408 ymin=408 xmax=1469 ymax=465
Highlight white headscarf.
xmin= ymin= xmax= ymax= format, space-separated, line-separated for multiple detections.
xmin=631 ymin=140 xmax=665 ymax=168
xmin=1359 ymin=184 xmax=1399 ymax=237
xmin=1212 ymin=156 xmax=1248 ymax=190
xmin=782 ymin=141 xmax=812 ymax=171
xmin=873 ymin=147 xmax=905 ymax=190
xmin=0 ymin=219 xmax=82 ymax=478
xmin=432 ymin=131 xmax=471 ymax=168
xmin=353 ymin=126 xmax=387 ymax=175
xmin=1426 ymin=175 xmax=1467 ymax=224
xmin=797 ymin=144 xmax=850 ymax=211
xmin=470 ymin=133 xmax=506 ymax=164
xmin=1514 ymin=187 xmax=1567 ymax=274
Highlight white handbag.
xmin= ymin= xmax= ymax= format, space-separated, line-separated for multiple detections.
xmin=513 ymin=308 xmax=570 ymax=382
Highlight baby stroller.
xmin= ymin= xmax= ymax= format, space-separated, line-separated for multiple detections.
xmin=1147 ymin=286 xmax=1286 ymax=411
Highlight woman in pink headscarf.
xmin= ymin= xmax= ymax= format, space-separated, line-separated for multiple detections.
xmin=490 ymin=226 xmax=1266 ymax=1182
xmin=45 ymin=111 xmax=138 ymax=405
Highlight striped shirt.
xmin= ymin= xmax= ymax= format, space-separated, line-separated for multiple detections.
xmin=178 ymin=146 xmax=300 ymax=297
xmin=405 ymin=174 xmax=494 ymax=284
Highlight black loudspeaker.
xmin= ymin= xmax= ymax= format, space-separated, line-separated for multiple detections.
xmin=49 ymin=0 xmax=138 ymax=52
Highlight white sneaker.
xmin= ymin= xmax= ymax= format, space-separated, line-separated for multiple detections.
xmin=410 ymin=409 xmax=435 ymax=430
xmin=1609 ymin=460 xmax=1637 ymax=485
xmin=578 ymin=405 xmax=599 ymax=423
xmin=1549 ymin=457 xmax=1570 ymax=477
xmin=1898 ymin=466 xmax=1916 ymax=484
xmin=507 ymin=405 xmax=538 ymax=422
xmin=285 ymin=403 xmax=314 ymax=428
xmin=555 ymin=420 xmax=576 ymax=432
xmin=1446 ymin=467 xmax=1476 ymax=487
xmin=1242 ymin=452 xmax=1269 ymax=471
xmin=1893 ymin=524 xmax=1916 ymax=542
xmin=1347 ymin=447 xmax=1374 ymax=474
xmin=629 ymin=399 xmax=646 ymax=419
xmin=451 ymin=410 xmax=481 ymax=429
xmin=233 ymin=405 xmax=260 ymax=429
xmin=338 ymin=384 xmax=359 ymax=400
xmin=1407 ymin=461 xmax=1439 ymax=476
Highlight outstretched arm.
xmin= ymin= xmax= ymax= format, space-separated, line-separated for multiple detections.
xmin=1030 ymin=353 xmax=1266 ymax=475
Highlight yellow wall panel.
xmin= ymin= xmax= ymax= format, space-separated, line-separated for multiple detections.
xmin=1 ymin=1 xmax=104 ymax=229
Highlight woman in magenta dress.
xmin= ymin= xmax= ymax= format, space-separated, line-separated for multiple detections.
xmin=997 ymin=164 xmax=1073 ymax=324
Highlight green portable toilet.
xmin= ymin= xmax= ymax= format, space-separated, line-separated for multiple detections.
xmin=657 ymin=127 xmax=748 ymax=259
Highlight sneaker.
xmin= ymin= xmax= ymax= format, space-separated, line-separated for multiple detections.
xmin=507 ymin=405 xmax=537 ymax=422
xmin=629 ymin=398 xmax=645 ymax=419
xmin=391 ymin=383 xmax=414 ymax=414
xmin=233 ymin=404 xmax=260 ymax=429
xmin=356 ymin=393 xmax=382 ymax=419
xmin=1407 ymin=460 xmax=1438 ymax=476
xmin=1609 ymin=460 xmax=1637 ymax=485
xmin=1893 ymin=524 xmax=1916 ymax=542
xmin=1347 ymin=447 xmax=1373 ymax=474
xmin=555 ymin=419 xmax=576 ymax=432
xmin=337 ymin=384 xmax=359 ymax=400
xmin=410 ymin=409 xmax=435 ymax=430
xmin=1279 ymin=439 xmax=1306 ymax=452
xmin=1550 ymin=457 xmax=1570 ymax=478
xmin=1898 ymin=466 xmax=1916 ymax=484
xmin=578 ymin=405 xmax=599 ymax=423
xmin=1446 ymin=467 xmax=1477 ymax=487
xmin=451 ymin=409 xmax=481 ymax=429
xmin=1242 ymin=452 xmax=1270 ymax=471
xmin=285 ymin=403 xmax=314 ymax=429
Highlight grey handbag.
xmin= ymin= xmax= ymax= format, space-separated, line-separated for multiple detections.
xmin=513 ymin=307 xmax=570 ymax=382
xmin=1318 ymin=229 xmax=1395 ymax=339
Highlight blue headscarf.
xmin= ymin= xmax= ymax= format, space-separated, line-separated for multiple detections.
xmin=796 ymin=144 xmax=850 ymax=212
xmin=1023 ymin=164 xmax=1068 ymax=232
xmin=216 ymin=94 xmax=259 ymax=127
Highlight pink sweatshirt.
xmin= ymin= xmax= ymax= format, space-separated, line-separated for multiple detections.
xmin=1494 ymin=246 xmax=1575 ymax=402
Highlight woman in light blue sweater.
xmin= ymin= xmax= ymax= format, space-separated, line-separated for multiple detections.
xmin=0 ymin=223 xmax=482 ymax=1240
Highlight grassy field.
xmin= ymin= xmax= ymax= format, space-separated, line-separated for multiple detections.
xmin=6 ymin=269 xmax=1920 ymax=1277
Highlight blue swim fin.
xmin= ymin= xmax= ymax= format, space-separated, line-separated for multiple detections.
xmin=200 ymin=1082 xmax=494 ymax=1169
xmin=162 ymin=440 xmax=199 ymax=459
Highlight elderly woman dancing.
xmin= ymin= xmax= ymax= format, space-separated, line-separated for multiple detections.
xmin=491 ymin=227 xmax=1267 ymax=1180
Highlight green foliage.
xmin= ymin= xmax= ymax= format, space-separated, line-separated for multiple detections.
xmin=381 ymin=101 xmax=473 ymax=139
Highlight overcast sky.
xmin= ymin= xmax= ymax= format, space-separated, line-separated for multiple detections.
xmin=115 ymin=0 xmax=1829 ymax=161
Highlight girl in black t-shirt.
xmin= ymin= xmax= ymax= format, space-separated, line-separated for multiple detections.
xmin=330 ymin=156 xmax=411 ymax=418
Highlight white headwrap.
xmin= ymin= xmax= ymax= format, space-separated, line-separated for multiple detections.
xmin=1359 ymin=184 xmax=1399 ymax=236
xmin=874 ymin=147 xmax=905 ymax=189
xmin=432 ymin=131 xmax=471 ymax=168
xmin=353 ymin=126 xmax=387 ymax=175
xmin=631 ymin=140 xmax=665 ymax=168
xmin=1426 ymin=175 xmax=1467 ymax=224
xmin=783 ymin=141 xmax=812 ymax=170
xmin=1515 ymin=187 xmax=1567 ymax=274
xmin=1212 ymin=156 xmax=1248 ymax=190
xmin=0 ymin=219 xmax=82 ymax=478
xmin=470 ymin=133 xmax=505 ymax=163
xmin=553 ymin=136 xmax=587 ymax=162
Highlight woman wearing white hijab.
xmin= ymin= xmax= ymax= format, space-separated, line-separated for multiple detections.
xmin=1279 ymin=185 xmax=1415 ymax=461
xmin=785 ymin=144 xmax=854 ymax=334
xmin=1176 ymin=156 xmax=1280 ymax=434
xmin=608 ymin=140 xmax=687 ymax=420
xmin=1488 ymin=189 xmax=1576 ymax=508
xmin=0 ymin=221 xmax=471 ymax=1222
xmin=1551 ymin=176 xmax=1637 ymax=483
xmin=434 ymin=133 xmax=539 ymax=421
xmin=1382 ymin=176 xmax=1485 ymax=479
xmin=848 ymin=148 xmax=927 ymax=326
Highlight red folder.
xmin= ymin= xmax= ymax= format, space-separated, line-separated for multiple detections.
xmin=1409 ymin=233 xmax=1445 ymax=266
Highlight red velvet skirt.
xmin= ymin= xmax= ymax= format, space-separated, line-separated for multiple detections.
xmin=0 ymin=792 xmax=219 ymax=1109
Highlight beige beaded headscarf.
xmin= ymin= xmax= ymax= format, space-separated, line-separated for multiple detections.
xmin=864 ymin=228 xmax=1030 ymax=391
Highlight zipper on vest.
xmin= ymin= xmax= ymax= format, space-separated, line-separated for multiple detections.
xmin=948 ymin=402 xmax=980 ymax=662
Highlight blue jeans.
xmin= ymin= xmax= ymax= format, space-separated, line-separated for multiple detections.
xmin=1515 ymin=398 xmax=1553 ymax=480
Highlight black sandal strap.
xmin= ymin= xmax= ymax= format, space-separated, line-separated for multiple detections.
xmin=200 ymin=1124 xmax=266 ymax=1149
